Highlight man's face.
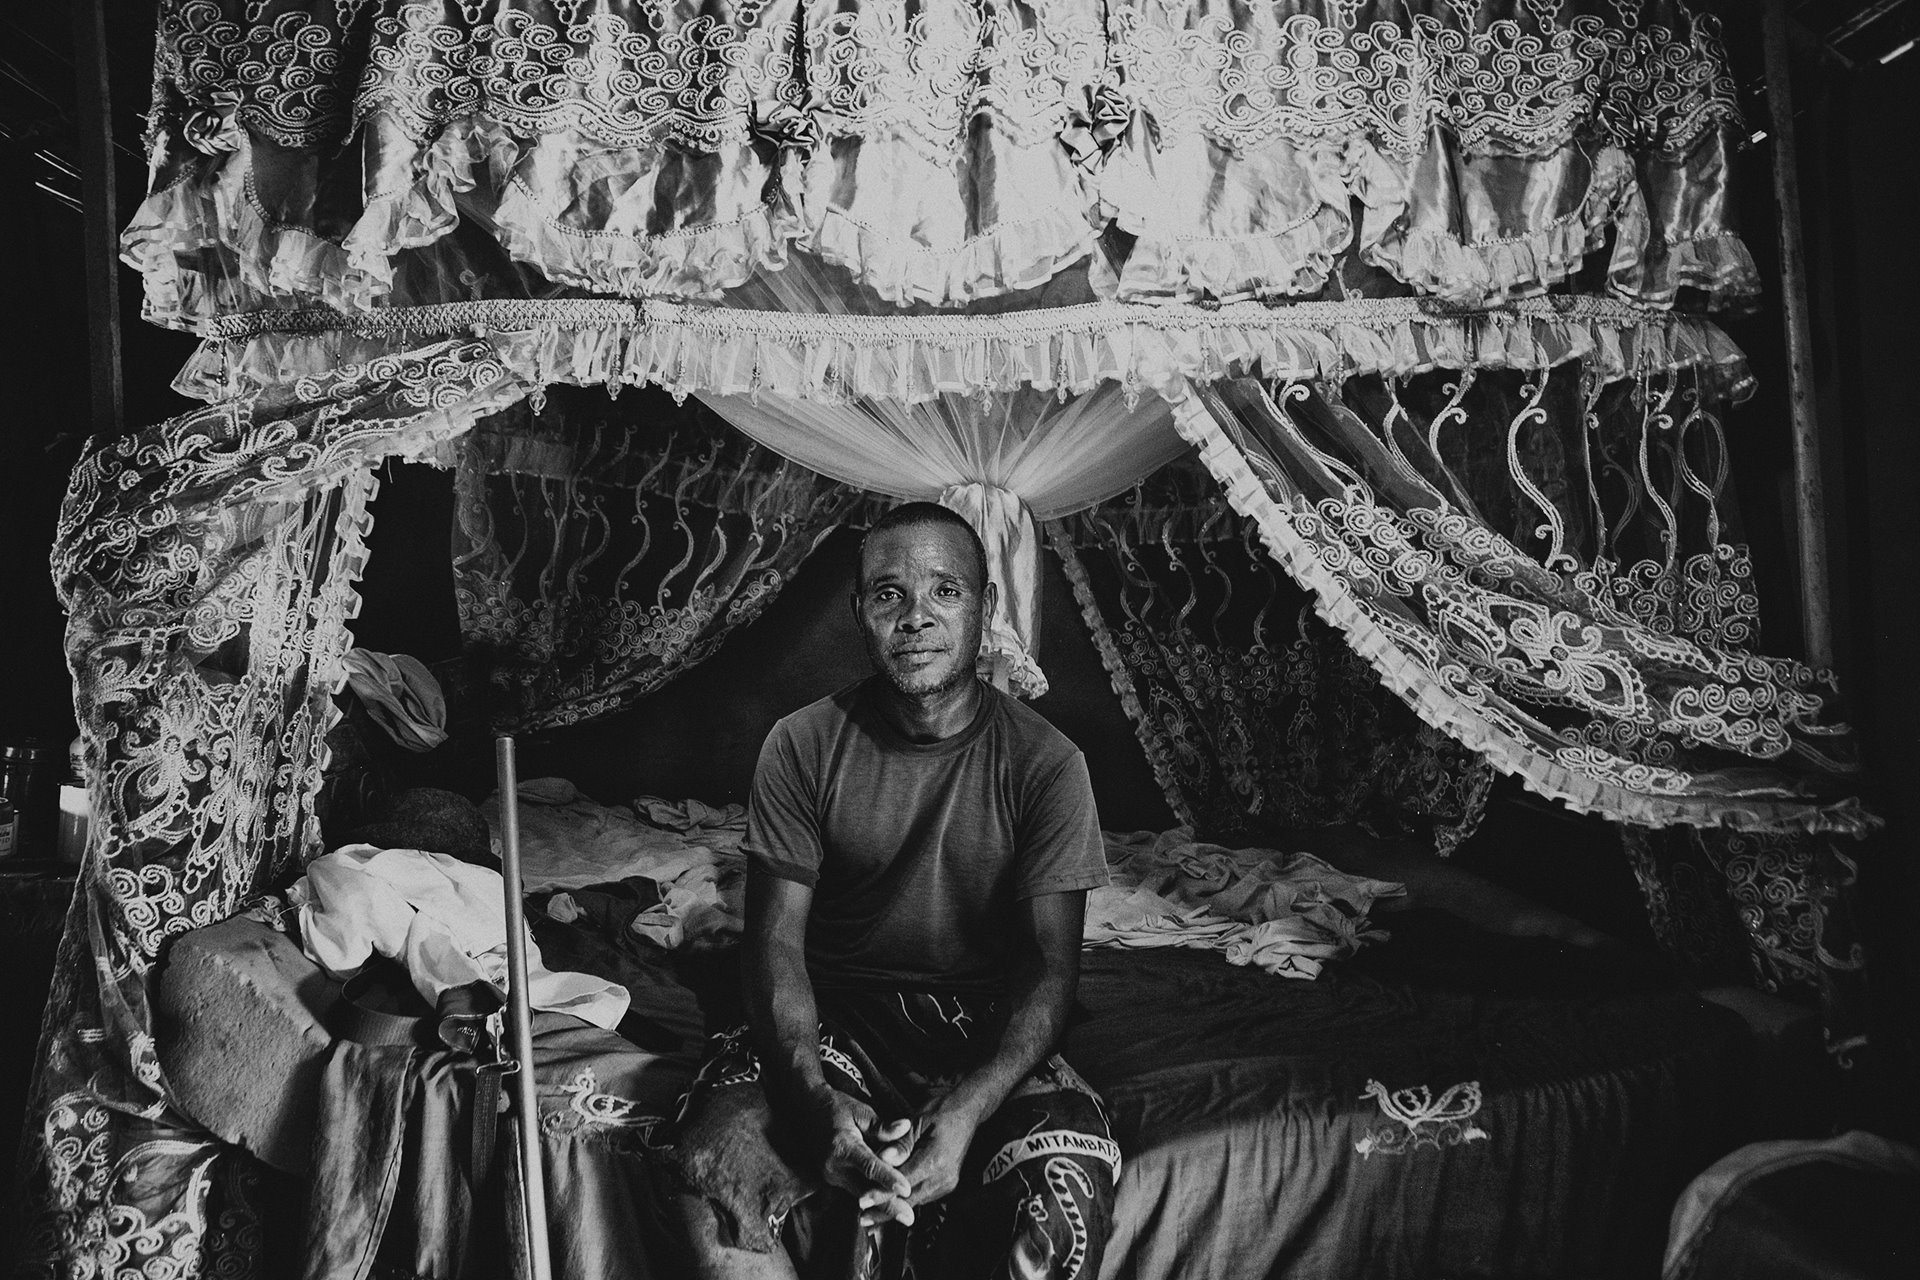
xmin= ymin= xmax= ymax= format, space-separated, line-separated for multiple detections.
xmin=855 ymin=522 xmax=994 ymax=699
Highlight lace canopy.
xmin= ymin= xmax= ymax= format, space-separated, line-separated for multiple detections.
xmin=18 ymin=4 xmax=1874 ymax=1276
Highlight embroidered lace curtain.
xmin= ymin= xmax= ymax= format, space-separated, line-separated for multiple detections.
xmin=1173 ymin=367 xmax=1871 ymax=1027
xmin=20 ymin=341 xmax=526 ymax=1274
xmin=1175 ymin=369 xmax=1864 ymax=835
xmin=129 ymin=1 xmax=1755 ymax=328
xmin=451 ymin=384 xmax=879 ymax=729
xmin=1049 ymin=460 xmax=1494 ymax=850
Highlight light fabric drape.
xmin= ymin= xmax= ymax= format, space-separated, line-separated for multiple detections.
xmin=1168 ymin=366 xmax=1874 ymax=1044
xmin=699 ymin=381 xmax=1185 ymax=695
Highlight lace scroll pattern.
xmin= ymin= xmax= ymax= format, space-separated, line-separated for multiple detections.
xmin=156 ymin=0 xmax=806 ymax=152
xmin=451 ymin=385 xmax=882 ymax=731
xmin=1104 ymin=1 xmax=1739 ymax=159
xmin=1173 ymin=366 xmax=1873 ymax=1049
xmin=1050 ymin=467 xmax=1493 ymax=850
xmin=150 ymin=2 xmax=1738 ymax=160
xmin=1176 ymin=370 xmax=1865 ymax=837
xmin=1621 ymin=826 xmax=1871 ymax=1057
xmin=129 ymin=1 xmax=1755 ymax=323
xmin=19 ymin=343 xmax=530 ymax=1279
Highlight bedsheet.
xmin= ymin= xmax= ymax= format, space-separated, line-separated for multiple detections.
xmin=557 ymin=909 xmax=1747 ymax=1279
xmin=158 ymin=881 xmax=1751 ymax=1280
xmin=487 ymin=789 xmax=1410 ymax=981
xmin=1065 ymin=921 xmax=1749 ymax=1280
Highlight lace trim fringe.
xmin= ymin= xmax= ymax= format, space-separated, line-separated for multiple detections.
xmin=182 ymin=297 xmax=1755 ymax=408
xmin=805 ymin=203 xmax=1100 ymax=310
xmin=121 ymin=154 xmax=388 ymax=324
xmin=1105 ymin=204 xmax=1355 ymax=305
xmin=1096 ymin=133 xmax=1356 ymax=304
xmin=1607 ymin=229 xmax=1762 ymax=310
xmin=493 ymin=176 xmax=799 ymax=302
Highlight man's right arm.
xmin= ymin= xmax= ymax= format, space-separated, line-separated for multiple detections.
xmin=743 ymin=869 xmax=831 ymax=1108
xmin=743 ymin=869 xmax=915 ymax=1224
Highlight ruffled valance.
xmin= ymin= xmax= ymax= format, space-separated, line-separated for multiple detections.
xmin=127 ymin=1 xmax=1756 ymax=327
xmin=178 ymin=294 xmax=1756 ymax=407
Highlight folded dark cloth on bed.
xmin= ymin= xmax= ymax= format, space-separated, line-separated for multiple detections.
xmin=528 ymin=886 xmax=708 ymax=1055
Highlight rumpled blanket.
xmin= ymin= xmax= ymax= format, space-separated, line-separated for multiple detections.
xmin=487 ymin=783 xmax=1397 ymax=978
xmin=482 ymin=779 xmax=747 ymax=953
xmin=1086 ymin=828 xmax=1405 ymax=979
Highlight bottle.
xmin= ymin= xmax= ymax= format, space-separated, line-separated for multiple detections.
xmin=0 ymin=740 xmax=57 ymax=858
xmin=0 ymin=796 xmax=17 ymax=860
xmin=56 ymin=737 xmax=89 ymax=866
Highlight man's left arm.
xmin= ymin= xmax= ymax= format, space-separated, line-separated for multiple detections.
xmin=897 ymin=888 xmax=1086 ymax=1206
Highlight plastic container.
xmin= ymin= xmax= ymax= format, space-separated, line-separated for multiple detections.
xmin=56 ymin=738 xmax=89 ymax=866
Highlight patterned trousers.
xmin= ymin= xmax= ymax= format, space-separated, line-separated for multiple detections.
xmin=668 ymin=989 xmax=1118 ymax=1280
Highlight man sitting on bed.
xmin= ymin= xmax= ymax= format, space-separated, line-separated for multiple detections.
xmin=668 ymin=502 xmax=1118 ymax=1280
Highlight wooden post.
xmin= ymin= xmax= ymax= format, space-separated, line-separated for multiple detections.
xmin=72 ymin=0 xmax=123 ymax=440
xmin=1762 ymin=0 xmax=1836 ymax=673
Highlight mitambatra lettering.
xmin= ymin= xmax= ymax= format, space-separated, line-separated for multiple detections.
xmin=982 ymin=1130 xmax=1123 ymax=1184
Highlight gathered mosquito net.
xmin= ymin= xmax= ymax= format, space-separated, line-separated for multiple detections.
xmin=17 ymin=3 xmax=1877 ymax=1272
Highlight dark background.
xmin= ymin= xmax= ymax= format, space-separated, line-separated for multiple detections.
xmin=3 ymin=0 xmax=1917 ymax=1202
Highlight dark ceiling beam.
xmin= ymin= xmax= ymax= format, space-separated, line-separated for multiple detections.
xmin=71 ymin=0 xmax=121 ymax=441
xmin=1792 ymin=17 xmax=1858 ymax=70
xmin=1826 ymin=0 xmax=1911 ymax=46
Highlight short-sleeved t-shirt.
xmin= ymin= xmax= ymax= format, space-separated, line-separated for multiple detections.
xmin=743 ymin=677 xmax=1108 ymax=995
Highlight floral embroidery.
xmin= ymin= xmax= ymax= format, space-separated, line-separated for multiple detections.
xmin=1354 ymin=1079 xmax=1490 ymax=1159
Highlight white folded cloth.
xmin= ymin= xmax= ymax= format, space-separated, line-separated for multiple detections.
xmin=292 ymin=843 xmax=628 ymax=1030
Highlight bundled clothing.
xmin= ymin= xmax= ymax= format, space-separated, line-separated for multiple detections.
xmin=292 ymin=843 xmax=628 ymax=1030
xmin=1084 ymin=828 xmax=1405 ymax=978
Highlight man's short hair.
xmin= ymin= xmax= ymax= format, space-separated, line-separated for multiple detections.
xmin=858 ymin=501 xmax=990 ymax=592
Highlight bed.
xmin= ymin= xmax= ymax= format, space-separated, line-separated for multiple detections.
xmin=153 ymin=786 xmax=1770 ymax=1280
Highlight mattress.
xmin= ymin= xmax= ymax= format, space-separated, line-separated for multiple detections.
xmin=1067 ymin=921 xmax=1750 ymax=1279
xmin=157 ymin=888 xmax=1754 ymax=1280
